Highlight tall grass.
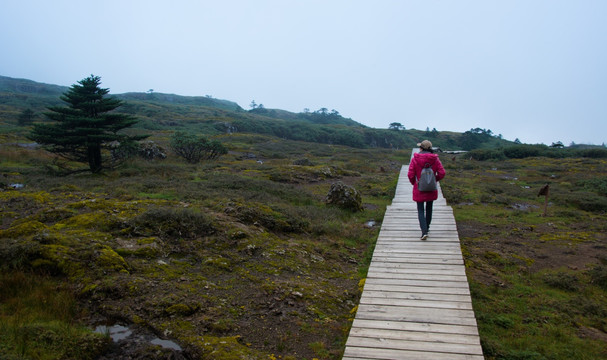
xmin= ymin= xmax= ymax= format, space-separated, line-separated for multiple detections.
xmin=0 ymin=271 xmax=108 ymax=359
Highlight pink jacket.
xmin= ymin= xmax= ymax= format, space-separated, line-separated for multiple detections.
xmin=407 ymin=152 xmax=446 ymax=202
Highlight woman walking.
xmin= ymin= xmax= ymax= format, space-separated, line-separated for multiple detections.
xmin=408 ymin=140 xmax=446 ymax=240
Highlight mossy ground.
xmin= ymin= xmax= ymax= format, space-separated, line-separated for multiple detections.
xmin=441 ymin=155 xmax=607 ymax=359
xmin=0 ymin=134 xmax=402 ymax=359
xmin=6 ymin=128 xmax=605 ymax=359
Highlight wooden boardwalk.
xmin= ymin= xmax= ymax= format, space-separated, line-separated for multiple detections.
xmin=343 ymin=153 xmax=484 ymax=359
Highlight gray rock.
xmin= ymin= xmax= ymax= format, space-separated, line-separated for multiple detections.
xmin=325 ymin=181 xmax=363 ymax=211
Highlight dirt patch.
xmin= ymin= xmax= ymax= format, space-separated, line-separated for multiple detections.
xmin=457 ymin=219 xmax=607 ymax=276
xmin=578 ymin=326 xmax=607 ymax=342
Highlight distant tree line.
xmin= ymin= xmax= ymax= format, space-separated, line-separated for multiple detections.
xmin=228 ymin=116 xmax=450 ymax=149
xmin=248 ymin=104 xmax=361 ymax=127
xmin=232 ymin=117 xmax=368 ymax=147
xmin=459 ymin=128 xmax=502 ymax=151
xmin=467 ymin=144 xmax=607 ymax=161
xmin=297 ymin=108 xmax=346 ymax=125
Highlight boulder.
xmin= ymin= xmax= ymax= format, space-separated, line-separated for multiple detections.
xmin=325 ymin=182 xmax=363 ymax=211
xmin=293 ymin=158 xmax=313 ymax=166
xmin=138 ymin=141 xmax=167 ymax=160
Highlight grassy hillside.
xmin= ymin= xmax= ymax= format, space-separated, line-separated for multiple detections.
xmin=0 ymin=75 xmax=518 ymax=151
xmin=0 ymin=76 xmax=67 ymax=95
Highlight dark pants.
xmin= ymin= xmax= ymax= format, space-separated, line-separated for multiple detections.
xmin=416 ymin=201 xmax=433 ymax=235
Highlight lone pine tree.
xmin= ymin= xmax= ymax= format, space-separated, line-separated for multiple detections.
xmin=29 ymin=75 xmax=146 ymax=173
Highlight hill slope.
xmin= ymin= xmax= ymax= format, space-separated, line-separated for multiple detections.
xmin=0 ymin=74 xmax=517 ymax=150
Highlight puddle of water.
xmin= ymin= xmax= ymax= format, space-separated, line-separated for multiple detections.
xmin=151 ymin=338 xmax=182 ymax=351
xmin=94 ymin=324 xmax=182 ymax=351
xmin=95 ymin=324 xmax=132 ymax=342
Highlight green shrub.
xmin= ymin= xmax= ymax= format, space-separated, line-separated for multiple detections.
xmin=493 ymin=315 xmax=516 ymax=329
xmin=128 ymin=207 xmax=215 ymax=238
xmin=576 ymin=148 xmax=607 ymax=158
xmin=199 ymin=173 xmax=315 ymax=206
xmin=503 ymin=145 xmax=543 ymax=159
xmin=577 ymin=177 xmax=607 ymax=197
xmin=468 ymin=149 xmax=505 ymax=161
xmin=552 ymin=191 xmax=607 ymax=213
xmin=542 ymin=271 xmax=580 ymax=291
xmin=588 ymin=265 xmax=607 ymax=290
xmin=170 ymin=131 xmax=227 ymax=163
xmin=440 ymin=184 xmax=467 ymax=204
xmin=502 ymin=349 xmax=546 ymax=360
xmin=223 ymin=202 xmax=305 ymax=232
xmin=0 ymin=239 xmax=41 ymax=271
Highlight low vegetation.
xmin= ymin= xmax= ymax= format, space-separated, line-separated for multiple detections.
xmin=0 ymin=131 xmax=401 ymax=359
xmin=441 ymin=155 xmax=607 ymax=359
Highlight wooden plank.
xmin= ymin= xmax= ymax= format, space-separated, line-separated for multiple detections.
xmin=379 ymin=231 xmax=459 ymax=236
xmin=367 ymin=269 xmax=466 ymax=279
xmin=366 ymin=275 xmax=469 ymax=285
xmin=359 ymin=296 xmax=473 ymax=310
xmin=346 ymin=336 xmax=483 ymax=355
xmin=370 ymin=258 xmax=462 ymax=264
xmin=367 ymin=266 xmax=467 ymax=277
xmin=367 ymin=268 xmax=467 ymax=277
xmin=360 ymin=290 xmax=471 ymax=303
xmin=379 ymin=220 xmax=455 ymax=224
xmin=351 ymin=319 xmax=480 ymax=336
xmin=372 ymin=244 xmax=462 ymax=251
xmin=364 ymin=281 xmax=469 ymax=291
xmin=364 ymin=271 xmax=468 ymax=282
xmin=347 ymin=327 xmax=480 ymax=345
xmin=377 ymin=233 xmax=459 ymax=239
xmin=367 ymin=262 xmax=465 ymax=272
xmin=367 ymin=265 xmax=466 ymax=278
xmin=374 ymin=240 xmax=462 ymax=246
xmin=371 ymin=253 xmax=463 ymax=259
xmin=377 ymin=231 xmax=460 ymax=237
xmin=382 ymin=217 xmax=455 ymax=221
xmin=371 ymin=255 xmax=463 ymax=262
xmin=377 ymin=238 xmax=460 ymax=243
xmin=361 ymin=290 xmax=470 ymax=302
xmin=371 ymin=250 xmax=461 ymax=256
xmin=376 ymin=234 xmax=460 ymax=239
xmin=371 ymin=252 xmax=461 ymax=258
xmin=361 ymin=283 xmax=471 ymax=296
xmin=343 ymin=347 xmax=484 ymax=360
xmin=370 ymin=257 xmax=463 ymax=265
xmin=346 ymin=332 xmax=482 ymax=351
xmin=355 ymin=304 xmax=478 ymax=326
xmin=380 ymin=223 xmax=457 ymax=228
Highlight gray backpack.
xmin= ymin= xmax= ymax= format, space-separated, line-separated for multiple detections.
xmin=418 ymin=163 xmax=437 ymax=192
